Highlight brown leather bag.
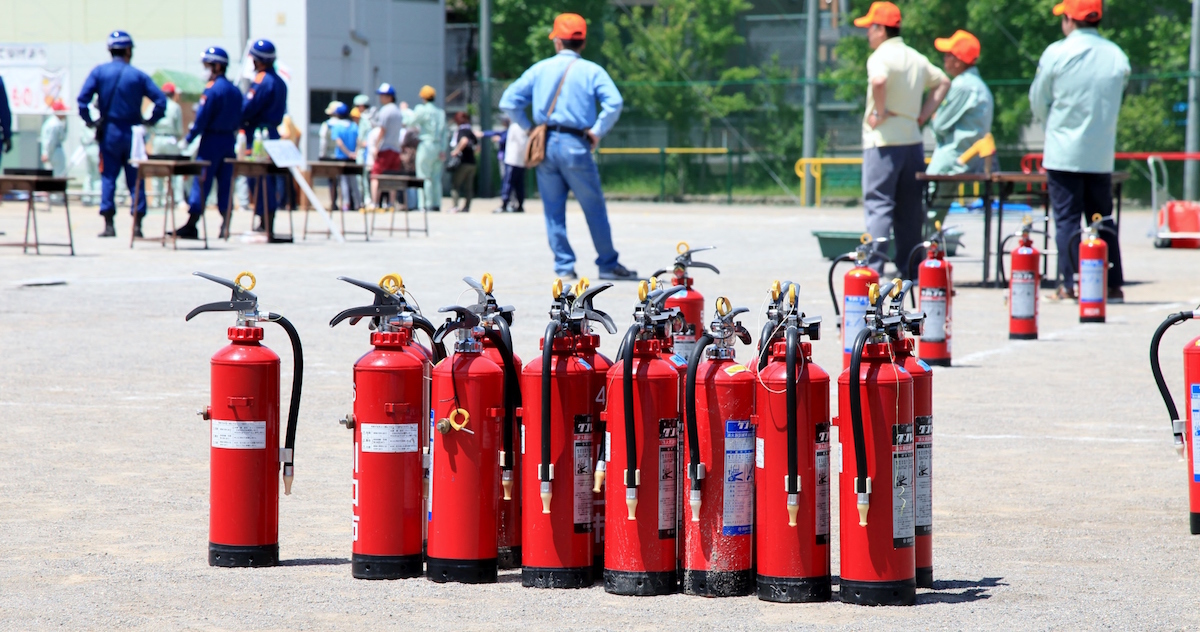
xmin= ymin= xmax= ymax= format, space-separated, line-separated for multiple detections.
xmin=524 ymin=60 xmax=577 ymax=169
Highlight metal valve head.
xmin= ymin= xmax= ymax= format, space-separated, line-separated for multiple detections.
xmin=464 ymin=274 xmax=515 ymax=324
xmin=571 ymin=281 xmax=618 ymax=334
xmin=433 ymin=305 xmax=481 ymax=343
xmin=651 ymin=241 xmax=719 ymax=279
xmin=185 ymin=271 xmax=260 ymax=322
xmin=329 ymin=275 xmax=414 ymax=328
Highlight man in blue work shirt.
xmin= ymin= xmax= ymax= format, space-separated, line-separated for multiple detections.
xmin=499 ymin=13 xmax=636 ymax=281
xmin=241 ymin=39 xmax=288 ymax=233
xmin=0 ymin=76 xmax=11 ymax=169
xmin=1030 ymin=0 xmax=1130 ymax=302
xmin=77 ymin=31 xmax=167 ymax=238
xmin=169 ymin=47 xmax=243 ymax=240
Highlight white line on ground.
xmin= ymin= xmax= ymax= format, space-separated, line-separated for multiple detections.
xmin=941 ymin=433 xmax=1159 ymax=444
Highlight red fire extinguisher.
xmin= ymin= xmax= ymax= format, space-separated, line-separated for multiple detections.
xmin=679 ymin=297 xmax=755 ymax=597
xmin=426 ymin=305 xmax=510 ymax=583
xmin=1150 ymin=308 xmax=1200 ymax=533
xmin=910 ymin=223 xmax=953 ymax=366
xmin=463 ymin=274 xmax=524 ymax=568
xmin=187 ymin=271 xmax=303 ymax=568
xmin=1073 ymin=214 xmax=1113 ymax=323
xmin=828 ymin=234 xmax=888 ymax=370
xmin=838 ymin=280 xmax=922 ymax=606
xmin=521 ymin=279 xmax=618 ymax=588
xmin=330 ymin=274 xmax=445 ymax=579
xmin=600 ymin=281 xmax=685 ymax=595
xmin=753 ymin=282 xmax=831 ymax=602
xmin=885 ymin=284 xmax=933 ymax=589
xmin=1000 ymin=216 xmax=1045 ymax=340
xmin=654 ymin=242 xmax=719 ymax=361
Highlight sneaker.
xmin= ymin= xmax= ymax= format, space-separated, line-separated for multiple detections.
xmin=168 ymin=225 xmax=200 ymax=240
xmin=1107 ymin=287 xmax=1125 ymax=303
xmin=492 ymin=206 xmax=508 ymax=214
xmin=1053 ymin=284 xmax=1076 ymax=301
xmin=557 ymin=270 xmax=578 ymax=280
xmin=599 ymin=264 xmax=638 ymax=281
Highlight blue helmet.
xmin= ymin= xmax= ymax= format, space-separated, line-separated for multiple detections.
xmin=335 ymin=103 xmax=350 ymax=118
xmin=201 ymin=46 xmax=230 ymax=65
xmin=249 ymin=39 xmax=276 ymax=61
xmin=376 ymin=82 xmax=396 ymax=97
xmin=107 ymin=30 xmax=134 ymax=50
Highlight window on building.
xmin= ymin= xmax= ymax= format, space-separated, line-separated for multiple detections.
xmin=310 ymin=89 xmax=362 ymax=124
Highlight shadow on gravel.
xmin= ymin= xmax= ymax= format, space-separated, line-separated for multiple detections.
xmin=916 ymin=576 xmax=1007 ymax=605
xmin=280 ymin=557 xmax=351 ymax=566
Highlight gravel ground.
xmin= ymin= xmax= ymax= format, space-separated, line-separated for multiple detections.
xmin=1 ymin=197 xmax=1198 ymax=630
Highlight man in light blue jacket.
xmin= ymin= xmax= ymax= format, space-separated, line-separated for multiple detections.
xmin=499 ymin=13 xmax=637 ymax=281
xmin=1030 ymin=0 xmax=1130 ymax=301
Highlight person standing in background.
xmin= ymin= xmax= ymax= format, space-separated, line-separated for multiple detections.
xmin=80 ymin=114 xmax=101 ymax=205
xmin=448 ymin=111 xmax=477 ymax=213
xmin=0 ymin=76 xmax=12 ymax=170
xmin=76 ymin=30 xmax=167 ymax=238
xmin=499 ymin=13 xmax=637 ymax=280
xmin=853 ymin=2 xmax=950 ymax=276
xmin=369 ymin=83 xmax=404 ymax=207
xmin=240 ymin=39 xmax=287 ymax=233
xmin=332 ymin=104 xmax=362 ymax=211
xmin=926 ymin=30 xmax=993 ymax=176
xmin=402 ymin=85 xmax=447 ymax=212
xmin=150 ymin=82 xmax=185 ymax=206
xmin=482 ymin=116 xmax=525 ymax=213
xmin=1030 ymin=0 xmax=1130 ymax=302
xmin=318 ymin=100 xmax=343 ymax=210
xmin=40 ymin=99 xmax=68 ymax=177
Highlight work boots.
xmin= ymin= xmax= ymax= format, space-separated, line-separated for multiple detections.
xmin=132 ymin=214 xmax=145 ymax=239
xmin=168 ymin=214 xmax=201 ymax=240
xmin=98 ymin=215 xmax=116 ymax=238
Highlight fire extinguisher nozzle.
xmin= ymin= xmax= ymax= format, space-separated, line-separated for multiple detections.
xmin=540 ymin=482 xmax=552 ymax=514
xmin=625 ymin=487 xmax=638 ymax=520
xmin=283 ymin=465 xmax=294 ymax=496
xmin=689 ymin=489 xmax=702 ymax=523
xmin=593 ymin=461 xmax=606 ymax=493
xmin=502 ymin=478 xmax=513 ymax=501
xmin=786 ymin=493 xmax=799 ymax=527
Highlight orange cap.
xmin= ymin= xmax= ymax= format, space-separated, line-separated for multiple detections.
xmin=934 ymin=30 xmax=981 ymax=65
xmin=549 ymin=13 xmax=587 ymax=40
xmin=853 ymin=1 xmax=902 ymax=28
xmin=1053 ymin=0 xmax=1102 ymax=21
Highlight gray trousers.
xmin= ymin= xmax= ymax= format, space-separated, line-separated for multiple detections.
xmin=863 ymin=143 xmax=926 ymax=276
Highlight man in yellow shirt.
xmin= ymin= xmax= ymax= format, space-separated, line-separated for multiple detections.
xmin=854 ymin=2 xmax=950 ymax=274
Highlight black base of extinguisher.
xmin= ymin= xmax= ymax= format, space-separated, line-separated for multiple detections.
xmin=840 ymin=577 xmax=916 ymax=606
xmin=208 ymin=543 xmax=278 ymax=568
xmin=756 ymin=574 xmax=832 ymax=602
xmin=1008 ymin=332 xmax=1038 ymax=340
xmin=521 ymin=566 xmax=594 ymax=589
xmin=916 ymin=567 xmax=933 ymax=588
xmin=352 ymin=553 xmax=423 ymax=580
xmin=923 ymin=358 xmax=952 ymax=367
xmin=592 ymin=552 xmax=604 ymax=576
xmin=498 ymin=546 xmax=522 ymax=569
xmin=1190 ymin=512 xmax=1200 ymax=535
xmin=1081 ymin=316 xmax=1106 ymax=323
xmin=683 ymin=569 xmax=754 ymax=597
xmin=603 ymin=569 xmax=678 ymax=596
xmin=426 ymin=557 xmax=498 ymax=584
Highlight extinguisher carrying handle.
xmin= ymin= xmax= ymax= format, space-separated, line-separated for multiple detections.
xmin=463 ymin=276 xmax=517 ymax=325
xmin=1151 ymin=310 xmax=1197 ymax=443
xmin=571 ymin=282 xmax=619 ymax=334
xmin=433 ymin=306 xmax=481 ymax=343
xmin=185 ymin=272 xmax=259 ymax=321
xmin=685 ymin=333 xmax=715 ymax=492
xmin=267 ymin=312 xmax=304 ymax=495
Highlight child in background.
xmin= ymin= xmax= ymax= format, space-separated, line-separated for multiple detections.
xmin=332 ymin=104 xmax=362 ymax=211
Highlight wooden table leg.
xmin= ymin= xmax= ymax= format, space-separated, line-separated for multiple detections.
xmin=63 ymin=187 xmax=75 ymax=256
xmin=24 ymin=190 xmax=38 ymax=254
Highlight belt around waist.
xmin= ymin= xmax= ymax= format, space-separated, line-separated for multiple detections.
xmin=547 ymin=125 xmax=587 ymax=138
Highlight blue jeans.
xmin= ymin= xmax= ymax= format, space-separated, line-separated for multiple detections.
xmin=536 ymin=132 xmax=618 ymax=274
xmin=99 ymin=123 xmax=147 ymax=216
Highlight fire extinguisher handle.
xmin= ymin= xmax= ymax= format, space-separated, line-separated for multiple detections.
xmin=687 ymin=261 xmax=720 ymax=275
xmin=192 ymin=271 xmax=258 ymax=301
xmin=185 ymin=300 xmax=257 ymax=321
xmin=337 ymin=276 xmax=403 ymax=303
xmin=329 ymin=304 xmax=402 ymax=328
xmin=573 ymin=282 xmax=619 ymax=334
xmin=433 ymin=305 xmax=480 ymax=343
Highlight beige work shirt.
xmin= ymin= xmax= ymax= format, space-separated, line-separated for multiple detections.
xmin=862 ymin=37 xmax=948 ymax=148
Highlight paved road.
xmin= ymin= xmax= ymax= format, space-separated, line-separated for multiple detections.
xmin=1 ymin=199 xmax=1198 ymax=630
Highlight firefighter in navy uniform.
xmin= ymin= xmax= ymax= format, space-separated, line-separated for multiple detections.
xmin=76 ymin=30 xmax=167 ymax=237
xmin=170 ymin=47 xmax=244 ymax=240
xmin=240 ymin=39 xmax=288 ymax=233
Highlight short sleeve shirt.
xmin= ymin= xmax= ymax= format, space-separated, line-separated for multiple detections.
xmin=373 ymin=102 xmax=403 ymax=153
xmin=863 ymin=37 xmax=948 ymax=148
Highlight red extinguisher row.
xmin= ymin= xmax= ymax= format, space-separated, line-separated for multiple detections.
xmin=187 ymin=262 xmax=936 ymax=606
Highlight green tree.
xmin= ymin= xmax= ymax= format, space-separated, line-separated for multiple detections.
xmin=450 ymin=0 xmax=612 ymax=80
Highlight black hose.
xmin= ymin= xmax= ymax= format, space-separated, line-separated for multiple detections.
xmin=785 ymin=326 xmax=801 ymax=495
xmin=622 ymin=324 xmax=640 ymax=489
xmin=848 ymin=327 xmax=871 ymax=494
xmin=685 ymin=333 xmax=714 ymax=493
xmin=541 ymin=321 xmax=559 ymax=483
xmin=757 ymin=320 xmax=775 ymax=371
xmin=484 ymin=325 xmax=520 ymax=473
xmin=412 ymin=314 xmax=446 ymax=363
xmin=1151 ymin=311 xmax=1194 ymax=440
xmin=906 ymin=242 xmax=928 ymax=282
xmin=269 ymin=314 xmax=303 ymax=478
xmin=827 ymin=253 xmax=854 ymax=318
xmin=997 ymin=233 xmax=1018 ymax=287
xmin=614 ymin=324 xmax=632 ymax=364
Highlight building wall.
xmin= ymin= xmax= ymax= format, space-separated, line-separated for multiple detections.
xmin=249 ymin=0 xmax=308 ymax=155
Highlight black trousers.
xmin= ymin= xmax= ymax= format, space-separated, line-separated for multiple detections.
xmin=1047 ymin=169 xmax=1124 ymax=288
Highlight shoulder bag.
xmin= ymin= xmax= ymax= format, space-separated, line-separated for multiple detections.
xmin=523 ymin=59 xmax=577 ymax=169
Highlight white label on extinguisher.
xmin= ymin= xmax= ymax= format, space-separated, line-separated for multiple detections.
xmin=843 ymin=295 xmax=870 ymax=353
xmin=605 ymin=431 xmax=611 ymax=464
xmin=915 ymin=415 xmax=933 ymax=535
xmin=920 ymin=288 xmax=948 ymax=343
xmin=1011 ymin=271 xmax=1037 ymax=320
xmin=1191 ymin=385 xmax=1200 ymax=483
xmin=673 ymin=335 xmax=697 ymax=363
xmin=574 ymin=415 xmax=594 ymax=533
xmin=211 ymin=420 xmax=266 ymax=449
xmin=427 ymin=410 xmax=435 ymax=523
xmin=721 ymin=419 xmax=754 ymax=536
xmin=361 ymin=423 xmax=419 ymax=453
xmin=521 ymin=424 xmax=526 ymax=455
xmin=755 ymin=437 xmax=765 ymax=469
xmin=1079 ymin=259 xmax=1105 ymax=304
xmin=658 ymin=418 xmax=678 ymax=539
xmin=815 ymin=422 xmax=830 ymax=542
xmin=892 ymin=423 xmax=915 ymax=548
